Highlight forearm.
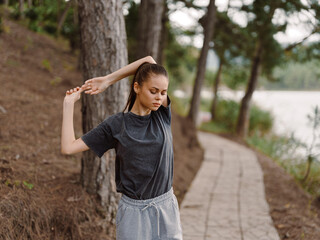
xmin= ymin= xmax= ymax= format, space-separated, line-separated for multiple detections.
xmin=107 ymin=56 xmax=156 ymax=84
xmin=61 ymin=100 xmax=76 ymax=154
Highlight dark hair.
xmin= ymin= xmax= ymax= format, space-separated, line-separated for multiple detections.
xmin=123 ymin=62 xmax=168 ymax=112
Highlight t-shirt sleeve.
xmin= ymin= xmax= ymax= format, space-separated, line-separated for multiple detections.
xmin=81 ymin=118 xmax=116 ymax=158
xmin=158 ymin=95 xmax=171 ymax=123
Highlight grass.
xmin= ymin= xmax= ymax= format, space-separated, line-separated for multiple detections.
xmin=246 ymin=131 xmax=320 ymax=197
xmin=245 ymin=105 xmax=320 ymax=198
xmin=200 ymin=120 xmax=234 ymax=134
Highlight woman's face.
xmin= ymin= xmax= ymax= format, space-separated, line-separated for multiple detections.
xmin=134 ymin=74 xmax=169 ymax=111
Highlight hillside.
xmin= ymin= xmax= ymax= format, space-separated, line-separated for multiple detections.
xmin=0 ymin=13 xmax=203 ymax=240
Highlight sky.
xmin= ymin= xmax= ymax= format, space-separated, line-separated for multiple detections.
xmin=168 ymin=0 xmax=320 ymax=48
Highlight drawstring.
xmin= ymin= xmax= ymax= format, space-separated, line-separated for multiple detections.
xmin=141 ymin=202 xmax=160 ymax=238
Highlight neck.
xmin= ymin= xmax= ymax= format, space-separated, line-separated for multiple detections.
xmin=130 ymin=100 xmax=151 ymax=116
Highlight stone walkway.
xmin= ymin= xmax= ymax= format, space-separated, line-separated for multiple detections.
xmin=180 ymin=131 xmax=280 ymax=240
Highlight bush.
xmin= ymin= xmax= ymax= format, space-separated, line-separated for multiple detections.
xmin=246 ymin=131 xmax=304 ymax=160
xmin=200 ymin=98 xmax=273 ymax=136
xmin=249 ymin=104 xmax=273 ymax=136
xmin=246 ymin=130 xmax=320 ymax=197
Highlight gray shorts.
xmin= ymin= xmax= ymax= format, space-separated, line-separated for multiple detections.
xmin=116 ymin=187 xmax=183 ymax=240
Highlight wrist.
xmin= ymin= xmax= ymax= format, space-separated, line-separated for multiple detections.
xmin=63 ymin=98 xmax=76 ymax=106
xmin=105 ymin=73 xmax=117 ymax=85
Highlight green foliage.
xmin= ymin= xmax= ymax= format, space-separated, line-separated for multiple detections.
xmin=199 ymin=97 xmax=212 ymax=112
xmin=124 ymin=0 xmax=139 ymax=63
xmin=50 ymin=76 xmax=62 ymax=86
xmin=208 ymin=11 xmax=251 ymax=67
xmin=249 ymin=105 xmax=273 ymax=136
xmin=239 ymin=0 xmax=317 ymax=78
xmin=5 ymin=179 xmax=34 ymax=190
xmin=300 ymin=160 xmax=320 ymax=196
xmin=293 ymin=43 xmax=320 ymax=62
xmin=200 ymin=119 xmax=232 ymax=134
xmin=246 ymin=130 xmax=320 ymax=196
xmin=124 ymin=0 xmax=198 ymax=91
xmin=9 ymin=2 xmax=22 ymax=20
xmin=246 ymin=105 xmax=320 ymax=197
xmin=260 ymin=59 xmax=320 ymax=90
xmin=204 ymin=69 xmax=216 ymax=87
xmin=8 ymin=0 xmax=79 ymax=51
xmin=60 ymin=10 xmax=80 ymax=51
xmin=170 ymin=95 xmax=189 ymax=117
xmin=221 ymin=63 xmax=250 ymax=90
xmin=208 ymin=98 xmax=239 ymax=133
xmin=246 ymin=131 xmax=304 ymax=161
xmin=23 ymin=181 xmax=34 ymax=190
xmin=41 ymin=59 xmax=52 ymax=72
xmin=201 ymin=9 xmax=252 ymax=91
xmin=24 ymin=2 xmax=58 ymax=34
xmin=204 ymin=60 xmax=250 ymax=91
xmin=164 ymin=30 xmax=198 ymax=90
xmin=199 ymin=98 xmax=273 ymax=135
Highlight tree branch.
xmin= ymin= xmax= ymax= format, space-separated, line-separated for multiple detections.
xmin=285 ymin=27 xmax=319 ymax=51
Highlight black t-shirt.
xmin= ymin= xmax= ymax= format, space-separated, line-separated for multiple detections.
xmin=81 ymin=96 xmax=173 ymax=200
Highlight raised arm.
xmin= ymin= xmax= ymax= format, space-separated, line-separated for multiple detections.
xmin=61 ymin=56 xmax=156 ymax=155
xmin=61 ymin=86 xmax=89 ymax=155
xmin=81 ymin=56 xmax=156 ymax=95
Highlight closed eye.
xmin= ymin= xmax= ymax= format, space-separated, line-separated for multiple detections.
xmin=150 ymin=88 xmax=167 ymax=95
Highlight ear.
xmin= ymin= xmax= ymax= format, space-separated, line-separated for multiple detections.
xmin=133 ymin=82 xmax=140 ymax=94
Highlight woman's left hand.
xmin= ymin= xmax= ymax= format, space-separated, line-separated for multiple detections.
xmin=81 ymin=76 xmax=112 ymax=95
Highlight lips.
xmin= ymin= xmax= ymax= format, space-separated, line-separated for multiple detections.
xmin=153 ymin=103 xmax=161 ymax=107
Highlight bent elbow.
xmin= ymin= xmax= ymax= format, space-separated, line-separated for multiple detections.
xmin=147 ymin=56 xmax=156 ymax=64
xmin=61 ymin=147 xmax=72 ymax=155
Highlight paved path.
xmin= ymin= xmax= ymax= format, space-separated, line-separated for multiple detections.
xmin=180 ymin=131 xmax=280 ymax=240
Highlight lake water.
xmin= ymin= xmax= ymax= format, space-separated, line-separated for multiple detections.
xmin=177 ymin=89 xmax=320 ymax=158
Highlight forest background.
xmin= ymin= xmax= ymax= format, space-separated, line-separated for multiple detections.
xmin=0 ymin=0 xmax=320 ymax=239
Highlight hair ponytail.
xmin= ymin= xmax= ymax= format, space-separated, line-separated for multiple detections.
xmin=123 ymin=62 xmax=168 ymax=112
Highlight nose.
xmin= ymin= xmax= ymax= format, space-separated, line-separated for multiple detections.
xmin=155 ymin=93 xmax=161 ymax=100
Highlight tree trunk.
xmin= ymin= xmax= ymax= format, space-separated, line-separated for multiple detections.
xmin=27 ymin=0 xmax=32 ymax=8
xmin=57 ymin=0 xmax=72 ymax=37
xmin=157 ymin=0 xmax=169 ymax=65
xmin=302 ymin=155 xmax=313 ymax=183
xmin=71 ymin=0 xmax=80 ymax=54
xmin=210 ymin=60 xmax=223 ymax=120
xmin=4 ymin=0 xmax=9 ymax=7
xmin=57 ymin=0 xmax=61 ymax=26
xmin=136 ymin=0 xmax=164 ymax=62
xmin=188 ymin=0 xmax=216 ymax=126
xmin=73 ymin=0 xmax=78 ymax=27
xmin=236 ymin=40 xmax=263 ymax=138
xmin=19 ymin=0 xmax=24 ymax=19
xmin=78 ymin=0 xmax=129 ymax=235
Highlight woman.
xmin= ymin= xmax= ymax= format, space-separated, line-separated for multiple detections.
xmin=61 ymin=56 xmax=183 ymax=240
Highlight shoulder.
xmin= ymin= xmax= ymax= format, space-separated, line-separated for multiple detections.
xmin=101 ymin=112 xmax=124 ymax=128
xmin=108 ymin=112 xmax=124 ymax=121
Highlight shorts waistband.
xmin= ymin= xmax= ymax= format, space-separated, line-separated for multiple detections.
xmin=121 ymin=187 xmax=173 ymax=206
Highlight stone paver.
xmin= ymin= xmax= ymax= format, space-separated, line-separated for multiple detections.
xmin=180 ymin=131 xmax=280 ymax=240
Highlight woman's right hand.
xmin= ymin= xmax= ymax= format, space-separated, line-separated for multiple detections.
xmin=82 ymin=75 xmax=112 ymax=95
xmin=64 ymin=86 xmax=84 ymax=104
